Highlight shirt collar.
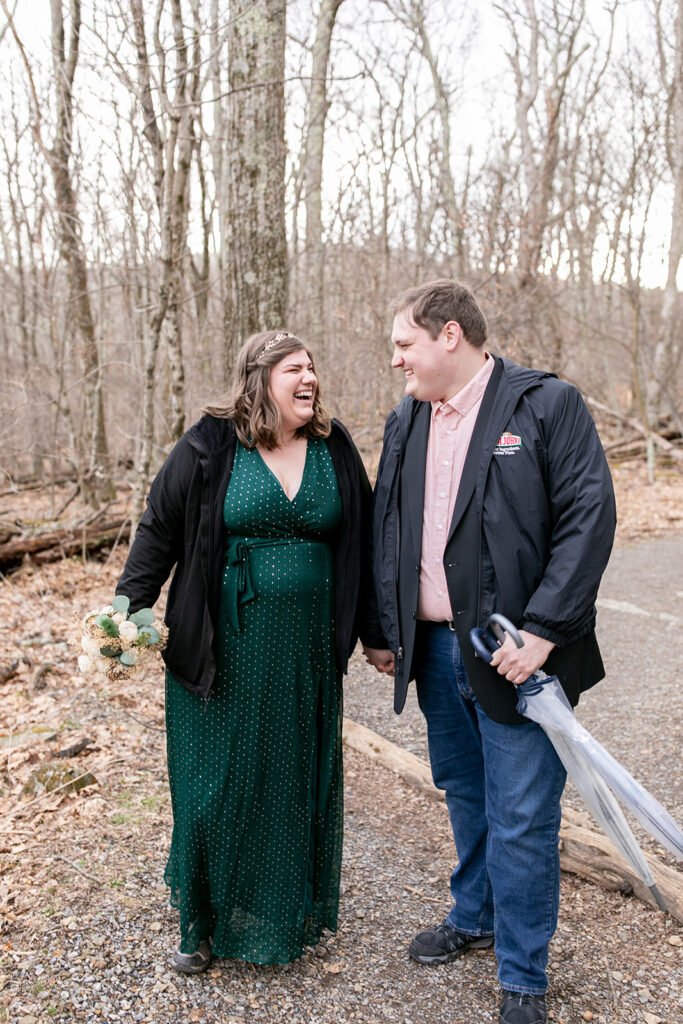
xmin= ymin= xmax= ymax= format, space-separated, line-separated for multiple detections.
xmin=432 ymin=353 xmax=493 ymax=418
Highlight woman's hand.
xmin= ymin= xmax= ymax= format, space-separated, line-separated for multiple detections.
xmin=362 ymin=647 xmax=395 ymax=675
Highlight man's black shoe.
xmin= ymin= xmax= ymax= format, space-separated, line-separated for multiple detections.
xmin=499 ymin=990 xmax=547 ymax=1024
xmin=408 ymin=922 xmax=494 ymax=965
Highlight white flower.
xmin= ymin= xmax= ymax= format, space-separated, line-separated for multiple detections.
xmin=82 ymin=636 xmax=102 ymax=659
xmin=100 ymin=605 xmax=115 ymax=616
xmin=78 ymin=655 xmax=94 ymax=674
xmin=119 ymin=620 xmax=139 ymax=642
xmin=111 ymin=612 xmax=126 ymax=625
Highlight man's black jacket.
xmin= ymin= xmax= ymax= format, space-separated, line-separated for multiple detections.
xmin=372 ymin=355 xmax=617 ymax=724
xmin=116 ymin=415 xmax=385 ymax=698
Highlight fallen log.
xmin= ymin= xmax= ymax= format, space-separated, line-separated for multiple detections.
xmin=0 ymin=517 xmax=131 ymax=569
xmin=559 ymin=805 xmax=683 ymax=922
xmin=586 ymin=397 xmax=683 ymax=461
xmin=342 ymin=718 xmax=683 ymax=923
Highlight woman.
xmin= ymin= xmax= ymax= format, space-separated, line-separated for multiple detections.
xmin=116 ymin=330 xmax=385 ymax=970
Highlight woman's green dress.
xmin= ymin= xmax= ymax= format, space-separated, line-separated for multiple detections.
xmin=164 ymin=438 xmax=343 ymax=964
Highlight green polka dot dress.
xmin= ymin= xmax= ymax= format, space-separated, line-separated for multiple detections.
xmin=164 ymin=438 xmax=343 ymax=964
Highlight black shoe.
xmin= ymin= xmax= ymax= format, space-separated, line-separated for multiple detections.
xmin=408 ymin=922 xmax=494 ymax=965
xmin=499 ymin=990 xmax=547 ymax=1024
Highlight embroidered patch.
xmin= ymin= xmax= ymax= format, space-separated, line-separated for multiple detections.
xmin=493 ymin=432 xmax=522 ymax=455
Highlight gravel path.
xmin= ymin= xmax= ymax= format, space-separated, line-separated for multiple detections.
xmin=1 ymin=537 xmax=682 ymax=1024
xmin=2 ymin=746 xmax=682 ymax=1024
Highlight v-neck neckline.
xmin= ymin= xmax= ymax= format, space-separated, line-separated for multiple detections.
xmin=253 ymin=439 xmax=310 ymax=504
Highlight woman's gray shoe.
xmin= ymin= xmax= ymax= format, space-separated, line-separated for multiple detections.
xmin=408 ymin=922 xmax=494 ymax=965
xmin=171 ymin=939 xmax=212 ymax=973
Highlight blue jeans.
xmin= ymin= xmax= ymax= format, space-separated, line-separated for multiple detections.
xmin=413 ymin=622 xmax=567 ymax=994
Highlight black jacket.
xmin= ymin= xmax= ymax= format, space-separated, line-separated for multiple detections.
xmin=372 ymin=355 xmax=617 ymax=723
xmin=116 ymin=415 xmax=385 ymax=698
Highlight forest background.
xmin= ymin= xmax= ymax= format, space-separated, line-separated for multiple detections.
xmin=0 ymin=0 xmax=681 ymax=530
xmin=0 ymin=7 xmax=682 ymax=1019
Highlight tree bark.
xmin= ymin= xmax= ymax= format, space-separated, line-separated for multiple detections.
xmin=302 ymin=0 xmax=344 ymax=354
xmin=646 ymin=0 xmax=683 ymax=478
xmin=224 ymin=0 xmax=288 ymax=378
xmin=47 ymin=0 xmax=112 ymax=505
xmin=128 ymin=0 xmax=198 ymax=521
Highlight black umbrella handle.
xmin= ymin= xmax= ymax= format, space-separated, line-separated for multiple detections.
xmin=470 ymin=613 xmax=524 ymax=664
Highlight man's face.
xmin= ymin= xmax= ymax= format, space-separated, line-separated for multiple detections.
xmin=391 ymin=308 xmax=453 ymax=403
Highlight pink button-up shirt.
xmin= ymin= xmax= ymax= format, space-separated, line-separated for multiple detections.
xmin=417 ymin=354 xmax=494 ymax=622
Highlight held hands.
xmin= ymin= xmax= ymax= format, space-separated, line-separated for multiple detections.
xmin=489 ymin=630 xmax=555 ymax=686
xmin=363 ymin=646 xmax=395 ymax=675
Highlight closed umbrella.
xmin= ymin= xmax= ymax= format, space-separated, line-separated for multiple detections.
xmin=470 ymin=614 xmax=683 ymax=912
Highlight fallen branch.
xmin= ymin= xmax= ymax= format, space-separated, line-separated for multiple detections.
xmin=31 ymin=663 xmax=53 ymax=690
xmin=53 ymin=853 xmax=102 ymax=885
xmin=53 ymin=737 xmax=94 ymax=759
xmin=342 ymin=718 xmax=683 ymax=923
xmin=0 ymin=660 xmax=20 ymax=684
xmin=0 ymin=517 xmax=131 ymax=569
xmin=586 ymin=397 xmax=683 ymax=461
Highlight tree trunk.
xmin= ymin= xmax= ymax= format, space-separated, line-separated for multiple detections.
xmin=224 ymin=0 xmax=288 ymax=378
xmin=302 ymin=0 xmax=344 ymax=354
xmin=646 ymin=0 xmax=683 ymax=474
xmin=48 ymin=0 xmax=112 ymax=505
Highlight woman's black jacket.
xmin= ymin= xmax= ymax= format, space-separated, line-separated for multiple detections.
xmin=116 ymin=415 xmax=385 ymax=698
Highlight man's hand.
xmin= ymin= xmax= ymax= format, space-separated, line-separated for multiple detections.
xmin=362 ymin=647 xmax=395 ymax=675
xmin=489 ymin=630 xmax=555 ymax=686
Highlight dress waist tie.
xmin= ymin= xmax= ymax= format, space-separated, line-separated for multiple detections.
xmin=223 ymin=535 xmax=316 ymax=644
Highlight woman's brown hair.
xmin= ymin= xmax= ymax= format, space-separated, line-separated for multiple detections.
xmin=203 ymin=330 xmax=331 ymax=450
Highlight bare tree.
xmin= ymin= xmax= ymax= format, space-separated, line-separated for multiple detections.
xmin=646 ymin=0 xmax=683 ymax=475
xmin=2 ymin=0 xmax=113 ymax=504
xmin=380 ymin=0 xmax=474 ymax=278
xmin=223 ymin=0 xmax=288 ymax=372
xmin=126 ymin=0 xmax=200 ymax=519
xmin=300 ymin=0 xmax=344 ymax=353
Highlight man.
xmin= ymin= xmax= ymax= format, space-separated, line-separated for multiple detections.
xmin=363 ymin=279 xmax=616 ymax=1024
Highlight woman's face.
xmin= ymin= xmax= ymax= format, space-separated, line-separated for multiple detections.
xmin=267 ymin=348 xmax=318 ymax=435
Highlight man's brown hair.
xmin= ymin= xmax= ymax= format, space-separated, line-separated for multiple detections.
xmin=391 ymin=278 xmax=488 ymax=347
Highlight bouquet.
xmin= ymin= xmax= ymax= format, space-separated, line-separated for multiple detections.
xmin=77 ymin=595 xmax=168 ymax=679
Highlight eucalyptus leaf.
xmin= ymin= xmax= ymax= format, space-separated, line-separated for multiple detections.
xmin=112 ymin=595 xmax=130 ymax=614
xmin=118 ymin=650 xmax=138 ymax=667
xmin=136 ymin=625 xmax=160 ymax=646
xmin=100 ymin=644 xmax=120 ymax=658
xmin=96 ymin=614 xmax=120 ymax=638
xmin=130 ymin=608 xmax=154 ymax=627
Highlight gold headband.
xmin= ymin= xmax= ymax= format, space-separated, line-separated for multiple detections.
xmin=257 ymin=331 xmax=294 ymax=361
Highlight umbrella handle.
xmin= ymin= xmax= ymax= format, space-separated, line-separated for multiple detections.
xmin=488 ymin=613 xmax=524 ymax=648
xmin=470 ymin=613 xmax=524 ymax=664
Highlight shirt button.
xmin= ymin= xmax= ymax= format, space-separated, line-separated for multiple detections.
xmin=440 ymin=492 xmax=447 ymax=498
xmin=435 ymin=556 xmax=440 ymax=563
xmin=446 ymin=429 xmax=453 ymax=435
xmin=443 ymin=460 xmax=449 ymax=466
xmin=438 ymin=590 xmax=444 ymax=596
xmin=437 ymin=524 xmax=443 ymax=530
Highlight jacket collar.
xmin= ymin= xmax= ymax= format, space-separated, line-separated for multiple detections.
xmin=390 ymin=354 xmax=553 ymax=453
xmin=185 ymin=414 xmax=236 ymax=457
